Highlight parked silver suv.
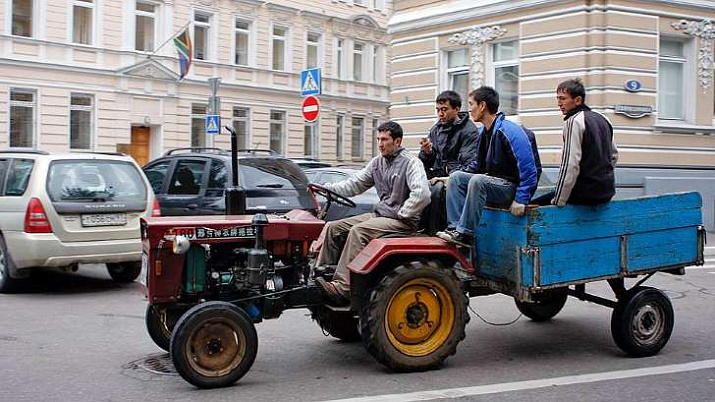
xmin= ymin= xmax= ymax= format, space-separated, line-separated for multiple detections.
xmin=0 ymin=150 xmax=158 ymax=292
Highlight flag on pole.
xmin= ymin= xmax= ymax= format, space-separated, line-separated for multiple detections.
xmin=173 ymin=28 xmax=192 ymax=80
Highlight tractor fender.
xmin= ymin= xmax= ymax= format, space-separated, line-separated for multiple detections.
xmin=347 ymin=237 xmax=474 ymax=276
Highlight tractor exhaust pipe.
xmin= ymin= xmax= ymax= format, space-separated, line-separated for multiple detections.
xmin=223 ymin=125 xmax=246 ymax=215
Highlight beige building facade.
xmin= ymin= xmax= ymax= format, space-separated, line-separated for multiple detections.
xmin=390 ymin=0 xmax=715 ymax=167
xmin=1 ymin=0 xmax=392 ymax=165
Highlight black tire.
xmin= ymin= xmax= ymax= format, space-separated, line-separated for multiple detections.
xmin=515 ymin=290 xmax=568 ymax=322
xmin=106 ymin=262 xmax=142 ymax=283
xmin=170 ymin=301 xmax=258 ymax=389
xmin=360 ymin=260 xmax=469 ymax=372
xmin=611 ymin=286 xmax=674 ymax=357
xmin=145 ymin=304 xmax=187 ymax=352
xmin=0 ymin=235 xmax=20 ymax=293
xmin=309 ymin=305 xmax=361 ymax=342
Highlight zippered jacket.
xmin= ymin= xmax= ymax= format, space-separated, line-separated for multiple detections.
xmin=553 ymin=105 xmax=618 ymax=206
xmin=419 ymin=111 xmax=479 ymax=178
xmin=467 ymin=113 xmax=538 ymax=204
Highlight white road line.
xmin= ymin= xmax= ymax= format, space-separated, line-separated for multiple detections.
xmin=686 ymin=265 xmax=715 ymax=270
xmin=323 ymin=360 xmax=715 ymax=402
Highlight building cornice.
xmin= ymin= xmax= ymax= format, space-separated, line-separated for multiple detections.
xmin=388 ymin=0 xmax=715 ymax=35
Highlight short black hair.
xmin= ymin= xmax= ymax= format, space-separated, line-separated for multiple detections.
xmin=557 ymin=78 xmax=586 ymax=102
xmin=436 ymin=90 xmax=462 ymax=109
xmin=377 ymin=121 xmax=403 ymax=140
xmin=469 ymin=86 xmax=500 ymax=114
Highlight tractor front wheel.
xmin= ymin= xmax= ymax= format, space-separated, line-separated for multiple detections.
xmin=360 ymin=260 xmax=468 ymax=372
xmin=170 ymin=301 xmax=258 ymax=388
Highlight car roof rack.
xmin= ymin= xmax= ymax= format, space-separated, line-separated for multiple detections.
xmin=237 ymin=149 xmax=278 ymax=156
xmin=164 ymin=147 xmax=229 ymax=156
xmin=0 ymin=149 xmax=50 ymax=155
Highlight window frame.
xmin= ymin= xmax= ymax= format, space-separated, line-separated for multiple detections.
xmin=8 ymin=88 xmax=37 ymax=149
xmin=303 ymin=120 xmax=320 ymax=159
xmin=134 ymin=0 xmax=158 ymax=52
xmin=306 ymin=31 xmax=322 ymax=70
xmin=488 ymin=39 xmax=520 ymax=116
xmin=193 ymin=10 xmax=213 ymax=61
xmin=233 ymin=17 xmax=251 ymax=66
xmin=269 ymin=109 xmax=287 ymax=155
xmin=351 ymin=116 xmax=365 ymax=160
xmin=371 ymin=117 xmax=379 ymax=157
xmin=334 ymin=37 xmax=345 ymax=79
xmin=11 ymin=0 xmax=34 ymax=38
xmin=191 ymin=103 xmax=208 ymax=148
xmin=336 ymin=114 xmax=344 ymax=160
xmin=444 ymin=48 xmax=470 ymax=102
xmin=658 ymin=37 xmax=693 ymax=123
xmin=69 ymin=93 xmax=94 ymax=150
xmin=271 ymin=25 xmax=289 ymax=71
xmin=353 ymin=41 xmax=364 ymax=82
xmin=232 ymin=106 xmax=250 ymax=149
xmin=70 ymin=0 xmax=94 ymax=45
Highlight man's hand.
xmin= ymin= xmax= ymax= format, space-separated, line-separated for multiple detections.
xmin=509 ymin=201 xmax=526 ymax=217
xmin=419 ymin=137 xmax=433 ymax=154
xmin=429 ymin=176 xmax=448 ymax=186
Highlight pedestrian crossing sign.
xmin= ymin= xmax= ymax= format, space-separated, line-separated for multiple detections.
xmin=301 ymin=68 xmax=321 ymax=96
xmin=205 ymin=114 xmax=220 ymax=135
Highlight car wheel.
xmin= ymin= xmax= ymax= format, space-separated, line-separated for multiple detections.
xmin=106 ymin=262 xmax=142 ymax=283
xmin=171 ymin=301 xmax=258 ymax=389
xmin=0 ymin=235 xmax=20 ymax=293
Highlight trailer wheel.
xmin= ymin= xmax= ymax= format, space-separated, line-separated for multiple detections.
xmin=360 ymin=260 xmax=468 ymax=372
xmin=171 ymin=301 xmax=258 ymax=388
xmin=611 ymin=286 xmax=674 ymax=357
xmin=514 ymin=290 xmax=568 ymax=322
xmin=309 ymin=305 xmax=361 ymax=342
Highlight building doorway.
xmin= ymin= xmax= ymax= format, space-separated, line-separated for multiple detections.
xmin=130 ymin=126 xmax=151 ymax=167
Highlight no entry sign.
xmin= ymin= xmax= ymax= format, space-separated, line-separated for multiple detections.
xmin=302 ymin=96 xmax=320 ymax=122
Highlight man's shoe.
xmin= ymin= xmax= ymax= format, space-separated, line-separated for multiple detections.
xmin=436 ymin=229 xmax=473 ymax=246
xmin=314 ymin=277 xmax=349 ymax=307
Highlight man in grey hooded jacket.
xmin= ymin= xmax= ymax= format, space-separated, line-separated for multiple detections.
xmin=314 ymin=121 xmax=431 ymax=305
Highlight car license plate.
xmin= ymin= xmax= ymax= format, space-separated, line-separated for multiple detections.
xmin=139 ymin=253 xmax=148 ymax=287
xmin=80 ymin=213 xmax=127 ymax=227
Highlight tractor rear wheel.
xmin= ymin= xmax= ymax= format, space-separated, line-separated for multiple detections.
xmin=360 ymin=260 xmax=468 ymax=372
xmin=309 ymin=305 xmax=361 ymax=342
xmin=171 ymin=301 xmax=258 ymax=388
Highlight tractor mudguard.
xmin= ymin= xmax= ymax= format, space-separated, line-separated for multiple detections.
xmin=347 ymin=237 xmax=474 ymax=276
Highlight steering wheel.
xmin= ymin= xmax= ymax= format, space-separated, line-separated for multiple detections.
xmin=308 ymin=183 xmax=356 ymax=219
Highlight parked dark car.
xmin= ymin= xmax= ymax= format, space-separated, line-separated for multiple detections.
xmin=143 ymin=148 xmax=316 ymax=216
xmin=289 ymin=158 xmax=332 ymax=169
xmin=304 ymin=167 xmax=379 ymax=221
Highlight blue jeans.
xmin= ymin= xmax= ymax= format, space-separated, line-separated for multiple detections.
xmin=446 ymin=172 xmax=516 ymax=235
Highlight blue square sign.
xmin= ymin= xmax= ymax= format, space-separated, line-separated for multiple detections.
xmin=205 ymin=115 xmax=220 ymax=135
xmin=301 ymin=68 xmax=321 ymax=96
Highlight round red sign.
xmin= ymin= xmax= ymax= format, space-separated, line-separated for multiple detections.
xmin=302 ymin=96 xmax=320 ymax=122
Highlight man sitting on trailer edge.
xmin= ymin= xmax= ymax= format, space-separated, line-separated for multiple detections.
xmin=531 ymin=78 xmax=619 ymax=206
xmin=312 ymin=121 xmax=431 ymax=306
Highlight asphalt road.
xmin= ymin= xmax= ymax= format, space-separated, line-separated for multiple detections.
xmin=1 ymin=256 xmax=714 ymax=402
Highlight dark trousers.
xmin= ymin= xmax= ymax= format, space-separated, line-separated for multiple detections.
xmin=420 ymin=181 xmax=447 ymax=235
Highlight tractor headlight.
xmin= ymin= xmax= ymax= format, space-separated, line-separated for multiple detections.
xmin=172 ymin=235 xmax=190 ymax=255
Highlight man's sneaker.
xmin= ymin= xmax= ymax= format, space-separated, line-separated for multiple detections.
xmin=436 ymin=229 xmax=473 ymax=246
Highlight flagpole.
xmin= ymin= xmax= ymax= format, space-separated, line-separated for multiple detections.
xmin=151 ymin=20 xmax=192 ymax=56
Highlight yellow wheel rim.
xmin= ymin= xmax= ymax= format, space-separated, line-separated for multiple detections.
xmin=185 ymin=318 xmax=247 ymax=378
xmin=385 ymin=277 xmax=455 ymax=357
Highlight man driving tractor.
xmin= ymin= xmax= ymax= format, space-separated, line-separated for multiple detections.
xmin=312 ymin=121 xmax=431 ymax=306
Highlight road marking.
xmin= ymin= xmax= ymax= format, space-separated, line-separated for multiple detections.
xmin=323 ymin=359 xmax=715 ymax=402
xmin=686 ymin=265 xmax=715 ymax=270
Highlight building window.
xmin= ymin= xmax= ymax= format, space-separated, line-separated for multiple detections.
xmin=272 ymin=26 xmax=287 ymax=71
xmin=351 ymin=117 xmax=364 ymax=159
xmin=373 ymin=0 xmax=384 ymax=11
xmin=306 ymin=32 xmax=320 ymax=69
xmin=335 ymin=38 xmax=344 ymax=79
xmin=191 ymin=104 xmax=207 ymax=147
xmin=304 ymin=123 xmax=319 ymax=158
xmin=269 ymin=110 xmax=286 ymax=155
xmin=372 ymin=118 xmax=379 ymax=157
xmin=446 ymin=49 xmax=469 ymax=103
xmin=194 ymin=12 xmax=212 ymax=61
xmin=12 ymin=0 xmax=33 ymax=37
xmin=70 ymin=94 xmax=93 ymax=149
xmin=492 ymin=40 xmax=519 ymax=115
xmin=234 ymin=19 xmax=250 ymax=66
xmin=372 ymin=45 xmax=381 ymax=84
xmin=72 ymin=0 xmax=93 ymax=45
xmin=232 ymin=107 xmax=249 ymax=149
xmin=353 ymin=42 xmax=364 ymax=81
xmin=135 ymin=2 xmax=156 ymax=51
xmin=659 ymin=39 xmax=686 ymax=120
xmin=336 ymin=115 xmax=344 ymax=159
xmin=9 ymin=90 xmax=35 ymax=148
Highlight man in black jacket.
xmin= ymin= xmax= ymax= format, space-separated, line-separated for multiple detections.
xmin=418 ymin=90 xmax=479 ymax=233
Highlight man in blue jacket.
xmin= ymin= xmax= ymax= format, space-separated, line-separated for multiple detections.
xmin=437 ymin=86 xmax=538 ymax=245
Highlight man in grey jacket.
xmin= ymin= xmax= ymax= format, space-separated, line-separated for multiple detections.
xmin=314 ymin=121 xmax=431 ymax=305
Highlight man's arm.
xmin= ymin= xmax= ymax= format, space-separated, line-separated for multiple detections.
xmin=552 ymin=113 xmax=585 ymax=207
xmin=463 ymin=126 xmax=484 ymax=173
xmin=418 ymin=129 xmax=436 ymax=170
xmin=456 ymin=121 xmax=479 ymax=173
xmin=505 ymin=128 xmax=538 ymax=205
xmin=397 ymin=157 xmax=431 ymax=221
xmin=323 ymin=159 xmax=375 ymax=198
